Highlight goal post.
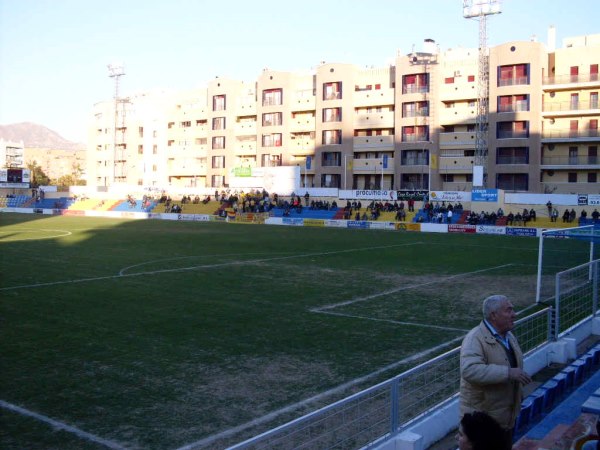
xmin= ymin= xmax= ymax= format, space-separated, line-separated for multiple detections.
xmin=536 ymin=225 xmax=600 ymax=303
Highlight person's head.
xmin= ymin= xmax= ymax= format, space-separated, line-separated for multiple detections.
xmin=483 ymin=295 xmax=516 ymax=335
xmin=456 ymin=411 xmax=504 ymax=450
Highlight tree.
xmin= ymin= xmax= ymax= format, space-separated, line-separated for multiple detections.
xmin=26 ymin=160 xmax=51 ymax=187
xmin=54 ymin=162 xmax=86 ymax=187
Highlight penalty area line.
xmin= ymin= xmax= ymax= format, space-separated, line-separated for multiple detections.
xmin=316 ymin=310 xmax=469 ymax=332
xmin=0 ymin=399 xmax=126 ymax=449
xmin=312 ymin=263 xmax=515 ymax=312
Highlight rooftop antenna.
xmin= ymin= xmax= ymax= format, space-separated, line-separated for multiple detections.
xmin=463 ymin=0 xmax=501 ymax=188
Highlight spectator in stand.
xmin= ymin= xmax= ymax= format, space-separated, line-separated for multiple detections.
xmin=456 ymin=411 xmax=505 ymax=450
xmin=407 ymin=197 xmax=415 ymax=212
xmin=514 ymin=212 xmax=523 ymax=225
xmin=497 ymin=207 xmax=504 ymax=218
xmin=570 ymin=208 xmax=577 ymax=223
xmin=447 ymin=209 xmax=453 ymax=224
xmin=522 ymin=208 xmax=530 ymax=225
xmin=551 ymin=207 xmax=559 ymax=222
xmin=592 ymin=209 xmax=600 ymax=223
xmin=581 ymin=209 xmax=588 ymax=220
xmin=546 ymin=200 xmax=553 ymax=217
xmin=459 ymin=295 xmax=531 ymax=450
xmin=563 ymin=209 xmax=571 ymax=223
xmin=529 ymin=208 xmax=536 ymax=222
xmin=506 ymin=212 xmax=514 ymax=225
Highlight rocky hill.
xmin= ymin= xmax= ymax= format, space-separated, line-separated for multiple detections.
xmin=0 ymin=122 xmax=85 ymax=151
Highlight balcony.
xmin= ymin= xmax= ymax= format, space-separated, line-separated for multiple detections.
xmin=353 ymin=89 xmax=394 ymax=107
xmin=439 ymin=157 xmax=473 ymax=173
xmin=402 ymin=84 xmax=429 ymax=95
xmin=543 ymin=100 xmax=600 ymax=116
xmin=290 ymin=117 xmax=316 ymax=132
xmin=352 ymin=157 xmax=395 ymax=173
xmin=497 ymin=101 xmax=529 ymax=113
xmin=354 ymin=111 xmax=394 ymax=129
xmin=541 ymin=155 xmax=599 ymax=168
xmin=542 ymin=129 xmax=600 ymax=142
xmin=497 ymin=131 xmax=529 ymax=139
xmin=290 ymin=139 xmax=316 ymax=155
xmin=353 ymin=135 xmax=394 ymax=150
xmin=497 ymin=77 xmax=529 ymax=87
xmin=439 ymin=108 xmax=477 ymax=124
xmin=401 ymin=134 xmax=430 ymax=143
xmin=235 ymin=122 xmax=257 ymax=136
xmin=234 ymin=141 xmax=257 ymax=156
xmin=496 ymin=156 xmax=529 ymax=165
xmin=439 ymin=132 xmax=476 ymax=147
xmin=543 ymin=73 xmax=600 ymax=87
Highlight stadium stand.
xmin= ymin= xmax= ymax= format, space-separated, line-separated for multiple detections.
xmin=513 ymin=342 xmax=600 ymax=448
xmin=5 ymin=195 xmax=30 ymax=208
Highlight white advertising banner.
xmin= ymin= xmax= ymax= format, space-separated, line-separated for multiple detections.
xmin=429 ymin=191 xmax=471 ymax=202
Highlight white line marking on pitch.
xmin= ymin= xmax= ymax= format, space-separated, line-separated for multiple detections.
xmin=118 ymin=252 xmax=291 ymax=276
xmin=0 ymin=399 xmax=126 ymax=449
xmin=0 ymin=228 xmax=72 ymax=241
xmin=316 ymin=310 xmax=470 ymax=332
xmin=0 ymin=242 xmax=422 ymax=292
xmin=312 ymin=263 xmax=514 ymax=312
xmin=177 ymin=336 xmax=464 ymax=450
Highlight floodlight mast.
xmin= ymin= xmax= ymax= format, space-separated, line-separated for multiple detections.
xmin=463 ymin=1 xmax=501 ymax=188
xmin=107 ymin=63 xmax=125 ymax=186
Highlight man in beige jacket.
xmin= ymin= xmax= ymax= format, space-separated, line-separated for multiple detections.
xmin=459 ymin=295 xmax=532 ymax=450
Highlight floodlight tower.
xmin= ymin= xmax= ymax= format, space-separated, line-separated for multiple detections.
xmin=463 ymin=0 xmax=501 ymax=188
xmin=107 ymin=62 xmax=125 ymax=186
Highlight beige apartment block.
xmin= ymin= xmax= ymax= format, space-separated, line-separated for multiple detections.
xmin=88 ymin=33 xmax=600 ymax=194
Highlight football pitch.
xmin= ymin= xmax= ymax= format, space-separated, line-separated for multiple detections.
xmin=0 ymin=213 xmax=590 ymax=449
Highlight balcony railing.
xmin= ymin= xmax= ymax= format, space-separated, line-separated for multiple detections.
xmin=542 ymin=130 xmax=600 ymax=139
xmin=402 ymin=85 xmax=429 ymax=94
xmin=541 ymin=155 xmax=599 ymax=166
xmin=543 ymin=73 xmax=600 ymax=85
xmin=402 ymin=134 xmax=430 ymax=143
xmin=496 ymin=156 xmax=529 ymax=164
xmin=543 ymin=100 xmax=600 ymax=113
xmin=496 ymin=131 xmax=529 ymax=139
xmin=497 ymin=101 xmax=529 ymax=113
xmin=402 ymin=157 xmax=428 ymax=166
xmin=497 ymin=77 xmax=529 ymax=87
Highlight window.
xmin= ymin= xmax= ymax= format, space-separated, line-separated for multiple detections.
xmin=402 ymin=126 xmax=428 ymax=142
xmin=570 ymin=66 xmax=579 ymax=82
xmin=213 ymin=95 xmax=226 ymax=111
xmin=212 ymin=136 xmax=225 ymax=149
xmin=401 ymin=150 xmax=428 ymax=165
xmin=211 ymin=175 xmax=225 ymax=187
xmin=262 ymin=88 xmax=282 ymax=106
xmin=568 ymin=172 xmax=577 ymax=183
xmin=322 ymin=129 xmax=342 ymax=145
xmin=321 ymin=152 xmax=341 ymax=167
xmin=212 ymin=117 xmax=226 ymax=130
xmin=181 ymin=121 xmax=191 ymax=128
xmin=588 ymin=173 xmax=597 ymax=183
xmin=497 ymin=121 xmax=529 ymax=139
xmin=322 ymin=108 xmax=342 ymax=122
xmin=496 ymin=173 xmax=528 ymax=191
xmin=445 ymin=77 xmax=455 ymax=84
xmin=321 ymin=174 xmax=341 ymax=188
xmin=590 ymin=119 xmax=598 ymax=136
xmin=402 ymin=101 xmax=428 ymax=117
xmin=323 ymin=82 xmax=342 ymax=100
xmin=591 ymin=64 xmax=599 ymax=81
xmin=591 ymin=92 xmax=599 ymax=109
xmin=442 ymin=174 xmax=454 ymax=182
xmin=262 ymin=133 xmax=282 ymax=147
xmin=402 ymin=73 xmax=429 ymax=94
xmin=496 ymin=147 xmax=529 ymax=164
xmin=195 ymin=138 xmax=207 ymax=145
xmin=498 ymin=64 xmax=529 ymax=86
xmin=168 ymin=122 xmax=175 ymax=129
xmin=262 ymin=112 xmax=282 ymax=126
xmin=468 ymin=75 xmax=475 ymax=82
xmin=211 ymin=156 xmax=225 ymax=169
xmin=138 ymin=127 xmax=143 ymax=137
xmin=498 ymin=95 xmax=529 ymax=112
xmin=589 ymin=146 xmax=598 ymax=164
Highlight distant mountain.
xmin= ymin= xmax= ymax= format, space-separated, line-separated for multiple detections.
xmin=0 ymin=122 xmax=85 ymax=151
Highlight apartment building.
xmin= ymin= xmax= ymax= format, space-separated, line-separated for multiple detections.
xmin=87 ymin=33 xmax=600 ymax=194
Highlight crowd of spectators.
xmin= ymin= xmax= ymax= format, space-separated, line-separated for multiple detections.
xmin=417 ymin=201 xmax=464 ymax=224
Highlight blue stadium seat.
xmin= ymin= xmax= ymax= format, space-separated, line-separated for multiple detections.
xmin=587 ymin=346 xmax=600 ymax=366
xmin=516 ymin=397 xmax=533 ymax=432
xmin=539 ymin=380 xmax=560 ymax=411
xmin=556 ymin=368 xmax=575 ymax=392
xmin=529 ymin=389 xmax=546 ymax=421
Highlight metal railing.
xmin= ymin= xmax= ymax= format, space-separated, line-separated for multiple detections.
xmin=230 ymin=308 xmax=553 ymax=450
xmin=555 ymin=259 xmax=600 ymax=339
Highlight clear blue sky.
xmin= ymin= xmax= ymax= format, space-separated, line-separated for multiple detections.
xmin=0 ymin=0 xmax=597 ymax=143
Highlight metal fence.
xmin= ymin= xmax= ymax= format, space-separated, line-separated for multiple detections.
xmin=555 ymin=259 xmax=600 ymax=338
xmin=230 ymin=308 xmax=553 ymax=450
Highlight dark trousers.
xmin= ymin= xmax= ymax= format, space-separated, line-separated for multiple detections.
xmin=502 ymin=427 xmax=514 ymax=450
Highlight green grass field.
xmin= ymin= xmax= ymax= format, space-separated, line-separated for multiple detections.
xmin=0 ymin=213 xmax=591 ymax=449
